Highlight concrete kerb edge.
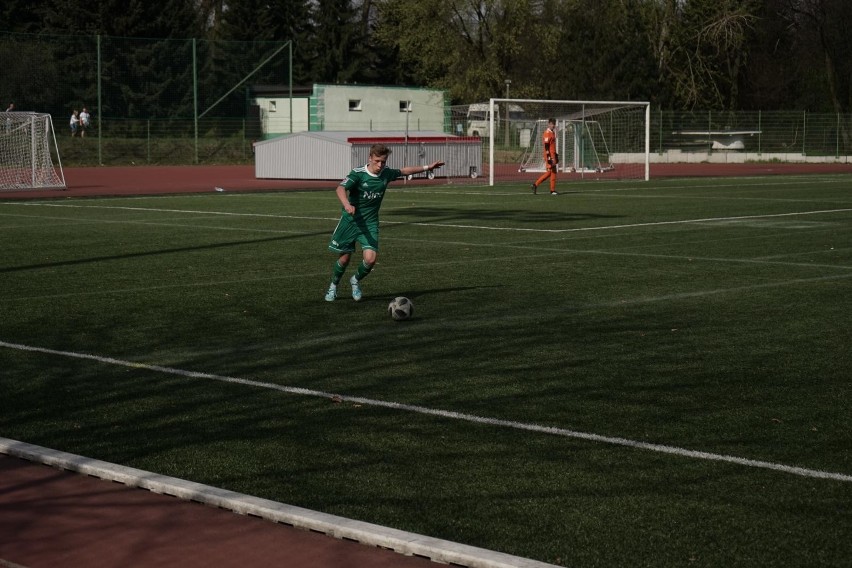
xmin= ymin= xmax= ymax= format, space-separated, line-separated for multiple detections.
xmin=0 ymin=437 xmax=560 ymax=568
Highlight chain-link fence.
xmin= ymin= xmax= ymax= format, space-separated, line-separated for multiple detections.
xmin=1 ymin=31 xmax=290 ymax=165
xmin=49 ymin=108 xmax=852 ymax=169
xmin=652 ymin=110 xmax=852 ymax=157
xmin=55 ymin=118 xmax=256 ymax=166
xmin=448 ymin=104 xmax=852 ymax=159
xmin=2 ymin=31 xmax=851 ymax=169
xmin=442 ymin=104 xmax=852 ymax=184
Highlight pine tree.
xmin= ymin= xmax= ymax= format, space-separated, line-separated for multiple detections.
xmin=308 ymin=0 xmax=377 ymax=84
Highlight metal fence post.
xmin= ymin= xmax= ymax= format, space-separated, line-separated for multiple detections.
xmin=97 ymin=34 xmax=102 ymax=165
xmin=708 ymin=110 xmax=713 ymax=152
xmin=837 ymin=112 xmax=840 ymax=158
xmin=193 ymin=38 xmax=198 ymax=165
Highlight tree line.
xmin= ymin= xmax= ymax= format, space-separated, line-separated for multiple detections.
xmin=1 ymin=0 xmax=850 ymax=112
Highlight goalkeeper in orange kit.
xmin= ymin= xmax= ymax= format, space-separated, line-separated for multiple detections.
xmin=530 ymin=117 xmax=559 ymax=195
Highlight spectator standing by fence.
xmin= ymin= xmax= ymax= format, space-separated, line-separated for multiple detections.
xmin=70 ymin=110 xmax=79 ymax=137
xmin=5 ymin=102 xmax=14 ymax=112
xmin=79 ymin=107 xmax=90 ymax=137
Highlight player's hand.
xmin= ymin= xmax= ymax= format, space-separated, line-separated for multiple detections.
xmin=345 ymin=204 xmax=356 ymax=215
xmin=431 ymin=161 xmax=445 ymax=170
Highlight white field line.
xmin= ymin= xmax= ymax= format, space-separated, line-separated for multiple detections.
xmin=413 ymin=176 xmax=852 ymax=197
xmin=398 ymin=208 xmax=852 ymax=233
xmin=6 ymin=203 xmax=848 ymax=272
xmin=517 ymin=246 xmax=852 ymax=271
xmin=3 ymin=202 xmax=851 ymax=234
xmin=1 ymin=202 xmax=337 ymax=222
xmin=753 ymin=247 xmax=852 ymax=261
xmin=0 ymin=213 xmax=314 ymax=235
xmin=4 ymin=247 xmax=850 ymax=305
xmin=1 ymin=339 xmax=850 ymax=484
xmin=3 ymin=174 xmax=850 ymax=212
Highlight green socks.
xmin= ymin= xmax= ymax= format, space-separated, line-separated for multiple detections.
xmin=355 ymin=260 xmax=373 ymax=281
xmin=332 ymin=259 xmax=373 ymax=285
xmin=331 ymin=260 xmax=347 ymax=285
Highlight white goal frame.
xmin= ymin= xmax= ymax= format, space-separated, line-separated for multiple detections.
xmin=0 ymin=112 xmax=66 ymax=191
xmin=485 ymin=99 xmax=650 ymax=185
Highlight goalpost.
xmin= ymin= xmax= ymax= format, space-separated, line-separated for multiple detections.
xmin=0 ymin=112 xmax=66 ymax=191
xmin=486 ymin=99 xmax=650 ymax=185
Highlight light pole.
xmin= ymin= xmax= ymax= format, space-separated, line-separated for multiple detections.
xmin=504 ymin=79 xmax=511 ymax=146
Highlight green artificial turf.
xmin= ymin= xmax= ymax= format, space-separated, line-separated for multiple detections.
xmin=2 ymin=174 xmax=850 ymax=566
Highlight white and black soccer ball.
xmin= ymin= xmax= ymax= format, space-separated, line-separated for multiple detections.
xmin=387 ymin=296 xmax=413 ymax=321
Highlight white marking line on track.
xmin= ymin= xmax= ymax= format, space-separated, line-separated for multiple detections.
xmin=2 ymin=340 xmax=850 ymax=484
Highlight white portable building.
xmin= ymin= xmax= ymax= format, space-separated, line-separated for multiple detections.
xmin=254 ymin=131 xmax=482 ymax=180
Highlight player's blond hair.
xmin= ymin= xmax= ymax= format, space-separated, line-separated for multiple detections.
xmin=370 ymin=143 xmax=392 ymax=158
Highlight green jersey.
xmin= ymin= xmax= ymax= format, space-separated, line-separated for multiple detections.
xmin=328 ymin=164 xmax=403 ymax=254
xmin=339 ymin=165 xmax=402 ymax=225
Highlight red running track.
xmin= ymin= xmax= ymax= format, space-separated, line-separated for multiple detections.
xmin=0 ymin=453 xmax=442 ymax=568
xmin=0 ymin=162 xmax=850 ymax=200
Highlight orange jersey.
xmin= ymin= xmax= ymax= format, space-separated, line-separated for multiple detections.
xmin=542 ymin=127 xmax=557 ymax=162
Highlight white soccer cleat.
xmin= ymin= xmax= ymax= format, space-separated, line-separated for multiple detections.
xmin=350 ymin=275 xmax=362 ymax=301
xmin=324 ymin=283 xmax=337 ymax=302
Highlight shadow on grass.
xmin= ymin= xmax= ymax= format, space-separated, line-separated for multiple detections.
xmin=354 ymin=285 xmax=496 ymax=305
xmin=383 ymin=206 xmax=623 ymax=225
xmin=0 ymin=231 xmax=329 ymax=274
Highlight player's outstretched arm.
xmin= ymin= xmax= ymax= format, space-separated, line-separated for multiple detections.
xmin=399 ymin=161 xmax=445 ymax=176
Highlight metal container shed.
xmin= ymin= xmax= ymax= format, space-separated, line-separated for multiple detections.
xmin=349 ymin=136 xmax=482 ymax=179
xmin=254 ymin=131 xmax=481 ymax=180
xmin=254 ymin=132 xmax=352 ymax=179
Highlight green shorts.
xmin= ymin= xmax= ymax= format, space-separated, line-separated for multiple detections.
xmin=328 ymin=214 xmax=379 ymax=254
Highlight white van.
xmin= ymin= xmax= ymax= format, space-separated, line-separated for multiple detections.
xmin=466 ymin=103 xmax=494 ymax=137
xmin=466 ymin=103 xmax=525 ymax=137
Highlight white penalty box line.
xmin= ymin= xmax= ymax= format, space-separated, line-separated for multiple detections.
xmin=1 ymin=339 xmax=850 ymax=484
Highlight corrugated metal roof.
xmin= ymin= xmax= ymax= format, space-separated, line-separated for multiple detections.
xmin=254 ymin=130 xmax=479 ymax=180
xmin=254 ymin=131 xmax=457 ymax=147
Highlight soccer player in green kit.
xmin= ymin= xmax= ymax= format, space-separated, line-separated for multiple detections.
xmin=325 ymin=143 xmax=444 ymax=302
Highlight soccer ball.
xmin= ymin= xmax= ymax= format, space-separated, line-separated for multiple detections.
xmin=387 ymin=296 xmax=413 ymax=321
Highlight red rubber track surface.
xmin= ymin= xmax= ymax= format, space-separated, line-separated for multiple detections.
xmin=0 ymin=454 xmax=440 ymax=568
xmin=1 ymin=162 xmax=850 ymax=200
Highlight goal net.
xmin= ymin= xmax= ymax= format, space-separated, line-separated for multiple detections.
xmin=0 ymin=112 xmax=66 ymax=191
xmin=483 ymin=99 xmax=649 ymax=184
xmin=521 ymin=118 xmax=616 ymax=173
